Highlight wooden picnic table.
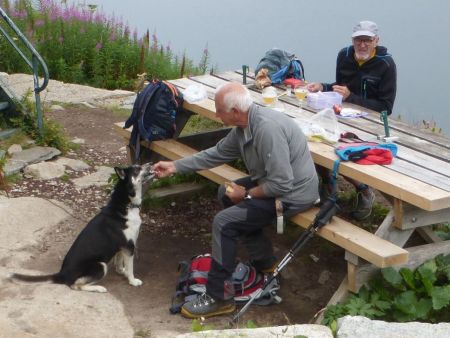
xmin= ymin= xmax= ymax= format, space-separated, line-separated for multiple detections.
xmin=114 ymin=70 xmax=450 ymax=301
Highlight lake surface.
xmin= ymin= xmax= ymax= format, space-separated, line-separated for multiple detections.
xmin=90 ymin=0 xmax=450 ymax=137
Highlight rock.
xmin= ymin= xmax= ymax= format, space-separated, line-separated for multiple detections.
xmin=0 ymin=196 xmax=70 ymax=255
xmin=24 ymin=162 xmax=66 ymax=180
xmin=72 ymin=166 xmax=115 ymax=189
xmin=318 ymin=270 xmax=331 ymax=285
xmin=0 ymin=268 xmax=134 ymax=338
xmin=3 ymin=146 xmax=61 ymax=175
xmin=176 ymin=324 xmax=333 ymax=338
xmin=81 ymin=101 xmax=96 ymax=108
xmin=50 ymin=104 xmax=65 ymax=111
xmin=336 ymin=316 xmax=450 ymax=338
xmin=7 ymin=144 xmax=22 ymax=155
xmin=71 ymin=137 xmax=85 ymax=144
xmin=54 ymin=157 xmax=90 ymax=171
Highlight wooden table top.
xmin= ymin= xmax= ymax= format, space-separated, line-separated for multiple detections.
xmin=167 ymin=71 xmax=450 ymax=212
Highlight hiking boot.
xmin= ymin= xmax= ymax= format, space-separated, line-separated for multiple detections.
xmin=180 ymin=293 xmax=236 ymax=319
xmin=351 ymin=187 xmax=375 ymax=220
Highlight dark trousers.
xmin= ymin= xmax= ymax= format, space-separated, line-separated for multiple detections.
xmin=206 ymin=176 xmax=312 ymax=300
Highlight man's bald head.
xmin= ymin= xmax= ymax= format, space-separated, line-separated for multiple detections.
xmin=215 ymin=82 xmax=253 ymax=113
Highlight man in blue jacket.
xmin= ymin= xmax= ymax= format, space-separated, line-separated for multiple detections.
xmin=153 ymin=82 xmax=319 ymax=318
xmin=309 ymin=20 xmax=397 ymax=220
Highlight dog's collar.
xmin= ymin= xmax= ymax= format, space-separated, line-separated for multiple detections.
xmin=128 ymin=203 xmax=141 ymax=210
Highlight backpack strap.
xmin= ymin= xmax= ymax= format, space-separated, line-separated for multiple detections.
xmin=163 ymin=81 xmax=181 ymax=107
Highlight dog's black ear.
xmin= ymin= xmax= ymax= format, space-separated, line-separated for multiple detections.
xmin=115 ymin=167 xmax=126 ymax=180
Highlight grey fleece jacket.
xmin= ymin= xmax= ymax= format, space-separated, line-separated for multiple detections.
xmin=175 ymin=104 xmax=319 ymax=205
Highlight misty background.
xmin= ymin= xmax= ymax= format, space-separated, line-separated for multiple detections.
xmin=88 ymin=0 xmax=450 ymax=136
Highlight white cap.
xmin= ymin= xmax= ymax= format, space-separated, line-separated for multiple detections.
xmin=352 ymin=21 xmax=378 ymax=37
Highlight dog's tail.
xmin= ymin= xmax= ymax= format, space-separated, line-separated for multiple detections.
xmin=9 ymin=272 xmax=59 ymax=283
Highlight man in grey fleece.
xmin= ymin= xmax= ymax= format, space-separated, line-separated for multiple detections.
xmin=153 ymin=82 xmax=319 ymax=319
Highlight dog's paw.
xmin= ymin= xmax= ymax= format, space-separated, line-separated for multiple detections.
xmin=94 ymin=285 xmax=108 ymax=293
xmin=129 ymin=278 xmax=143 ymax=287
xmin=115 ymin=267 xmax=125 ymax=275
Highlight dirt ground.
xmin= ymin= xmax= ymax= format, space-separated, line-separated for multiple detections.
xmin=7 ymin=105 xmax=347 ymax=335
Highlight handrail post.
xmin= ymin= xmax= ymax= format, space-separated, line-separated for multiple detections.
xmin=32 ymin=55 xmax=43 ymax=133
xmin=0 ymin=6 xmax=49 ymax=136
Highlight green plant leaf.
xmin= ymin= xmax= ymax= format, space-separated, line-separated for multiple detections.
xmin=358 ymin=285 xmax=370 ymax=302
xmin=345 ymin=298 xmax=378 ymax=318
xmin=416 ymin=298 xmax=433 ymax=319
xmin=245 ymin=320 xmax=258 ymax=329
xmin=435 ymin=254 xmax=450 ymax=280
xmin=418 ymin=260 xmax=438 ymax=295
xmin=382 ymin=267 xmax=404 ymax=290
xmin=322 ymin=304 xmax=347 ymax=326
xmin=431 ymin=285 xmax=450 ymax=310
xmin=394 ymin=290 xmax=417 ymax=314
xmin=400 ymin=267 xmax=416 ymax=290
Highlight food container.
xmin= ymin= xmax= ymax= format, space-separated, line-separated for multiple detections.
xmin=307 ymin=92 xmax=343 ymax=110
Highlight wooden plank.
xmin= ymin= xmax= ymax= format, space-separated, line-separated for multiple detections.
xmin=233 ymin=69 xmax=450 ymax=150
xmin=395 ymin=201 xmax=450 ymax=230
xmin=347 ymin=262 xmax=358 ymax=293
xmin=191 ymin=72 xmax=450 ymax=177
xmin=182 ymin=75 xmax=450 ymax=190
xmin=215 ymin=71 xmax=450 ymax=167
xmin=291 ymin=210 xmax=408 ymax=268
xmin=309 ymin=142 xmax=450 ymax=211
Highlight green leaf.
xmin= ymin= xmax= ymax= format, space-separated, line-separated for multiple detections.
xmin=418 ymin=260 xmax=438 ymax=282
xmin=322 ymin=304 xmax=347 ymax=326
xmin=245 ymin=320 xmax=258 ymax=329
xmin=394 ymin=290 xmax=417 ymax=314
xmin=435 ymin=254 xmax=450 ymax=280
xmin=358 ymin=285 xmax=370 ymax=302
xmin=431 ymin=285 xmax=450 ymax=310
xmin=416 ymin=298 xmax=433 ymax=319
xmin=400 ymin=267 xmax=416 ymax=290
xmin=382 ymin=267 xmax=404 ymax=289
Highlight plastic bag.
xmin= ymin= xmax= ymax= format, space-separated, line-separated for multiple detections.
xmin=182 ymin=84 xmax=207 ymax=103
xmin=295 ymin=108 xmax=341 ymax=143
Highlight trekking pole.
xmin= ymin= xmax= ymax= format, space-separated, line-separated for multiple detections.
xmin=230 ymin=198 xmax=338 ymax=324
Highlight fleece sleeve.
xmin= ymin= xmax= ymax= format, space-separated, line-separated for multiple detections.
xmin=174 ymin=129 xmax=241 ymax=173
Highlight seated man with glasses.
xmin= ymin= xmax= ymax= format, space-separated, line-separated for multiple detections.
xmin=308 ymin=20 xmax=397 ymax=220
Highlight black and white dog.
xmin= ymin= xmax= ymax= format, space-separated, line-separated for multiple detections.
xmin=10 ymin=163 xmax=154 ymax=292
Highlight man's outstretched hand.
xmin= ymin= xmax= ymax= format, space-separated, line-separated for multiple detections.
xmin=152 ymin=161 xmax=177 ymax=178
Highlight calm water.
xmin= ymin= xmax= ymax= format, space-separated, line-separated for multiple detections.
xmin=90 ymin=0 xmax=450 ymax=137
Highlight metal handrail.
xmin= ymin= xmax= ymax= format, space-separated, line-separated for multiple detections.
xmin=0 ymin=6 xmax=49 ymax=132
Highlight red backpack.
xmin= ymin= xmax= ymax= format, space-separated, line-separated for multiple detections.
xmin=169 ymin=254 xmax=281 ymax=314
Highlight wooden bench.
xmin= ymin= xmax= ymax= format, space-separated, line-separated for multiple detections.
xmin=114 ymin=122 xmax=409 ymax=292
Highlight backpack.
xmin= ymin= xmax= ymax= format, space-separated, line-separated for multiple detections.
xmin=169 ymin=254 xmax=281 ymax=314
xmin=255 ymin=48 xmax=305 ymax=85
xmin=124 ymin=80 xmax=183 ymax=162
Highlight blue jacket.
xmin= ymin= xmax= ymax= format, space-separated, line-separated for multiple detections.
xmin=323 ymin=46 xmax=397 ymax=115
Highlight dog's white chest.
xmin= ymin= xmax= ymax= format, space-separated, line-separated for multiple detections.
xmin=124 ymin=208 xmax=141 ymax=242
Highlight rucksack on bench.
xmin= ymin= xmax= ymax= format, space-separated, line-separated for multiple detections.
xmin=169 ymin=254 xmax=281 ymax=314
xmin=124 ymin=80 xmax=183 ymax=162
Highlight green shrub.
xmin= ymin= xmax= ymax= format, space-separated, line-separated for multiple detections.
xmin=0 ymin=0 xmax=210 ymax=89
xmin=322 ymin=254 xmax=450 ymax=329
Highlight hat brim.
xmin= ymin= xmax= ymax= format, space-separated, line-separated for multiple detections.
xmin=352 ymin=30 xmax=376 ymax=38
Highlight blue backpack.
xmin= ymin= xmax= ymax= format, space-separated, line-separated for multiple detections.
xmin=255 ymin=48 xmax=305 ymax=84
xmin=124 ymin=80 xmax=183 ymax=162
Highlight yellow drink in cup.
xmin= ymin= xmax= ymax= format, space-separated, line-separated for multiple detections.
xmin=262 ymin=86 xmax=277 ymax=105
xmin=294 ymin=87 xmax=308 ymax=100
xmin=262 ymin=95 xmax=276 ymax=105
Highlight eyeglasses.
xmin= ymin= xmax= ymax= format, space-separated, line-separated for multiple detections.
xmin=353 ymin=37 xmax=375 ymax=45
